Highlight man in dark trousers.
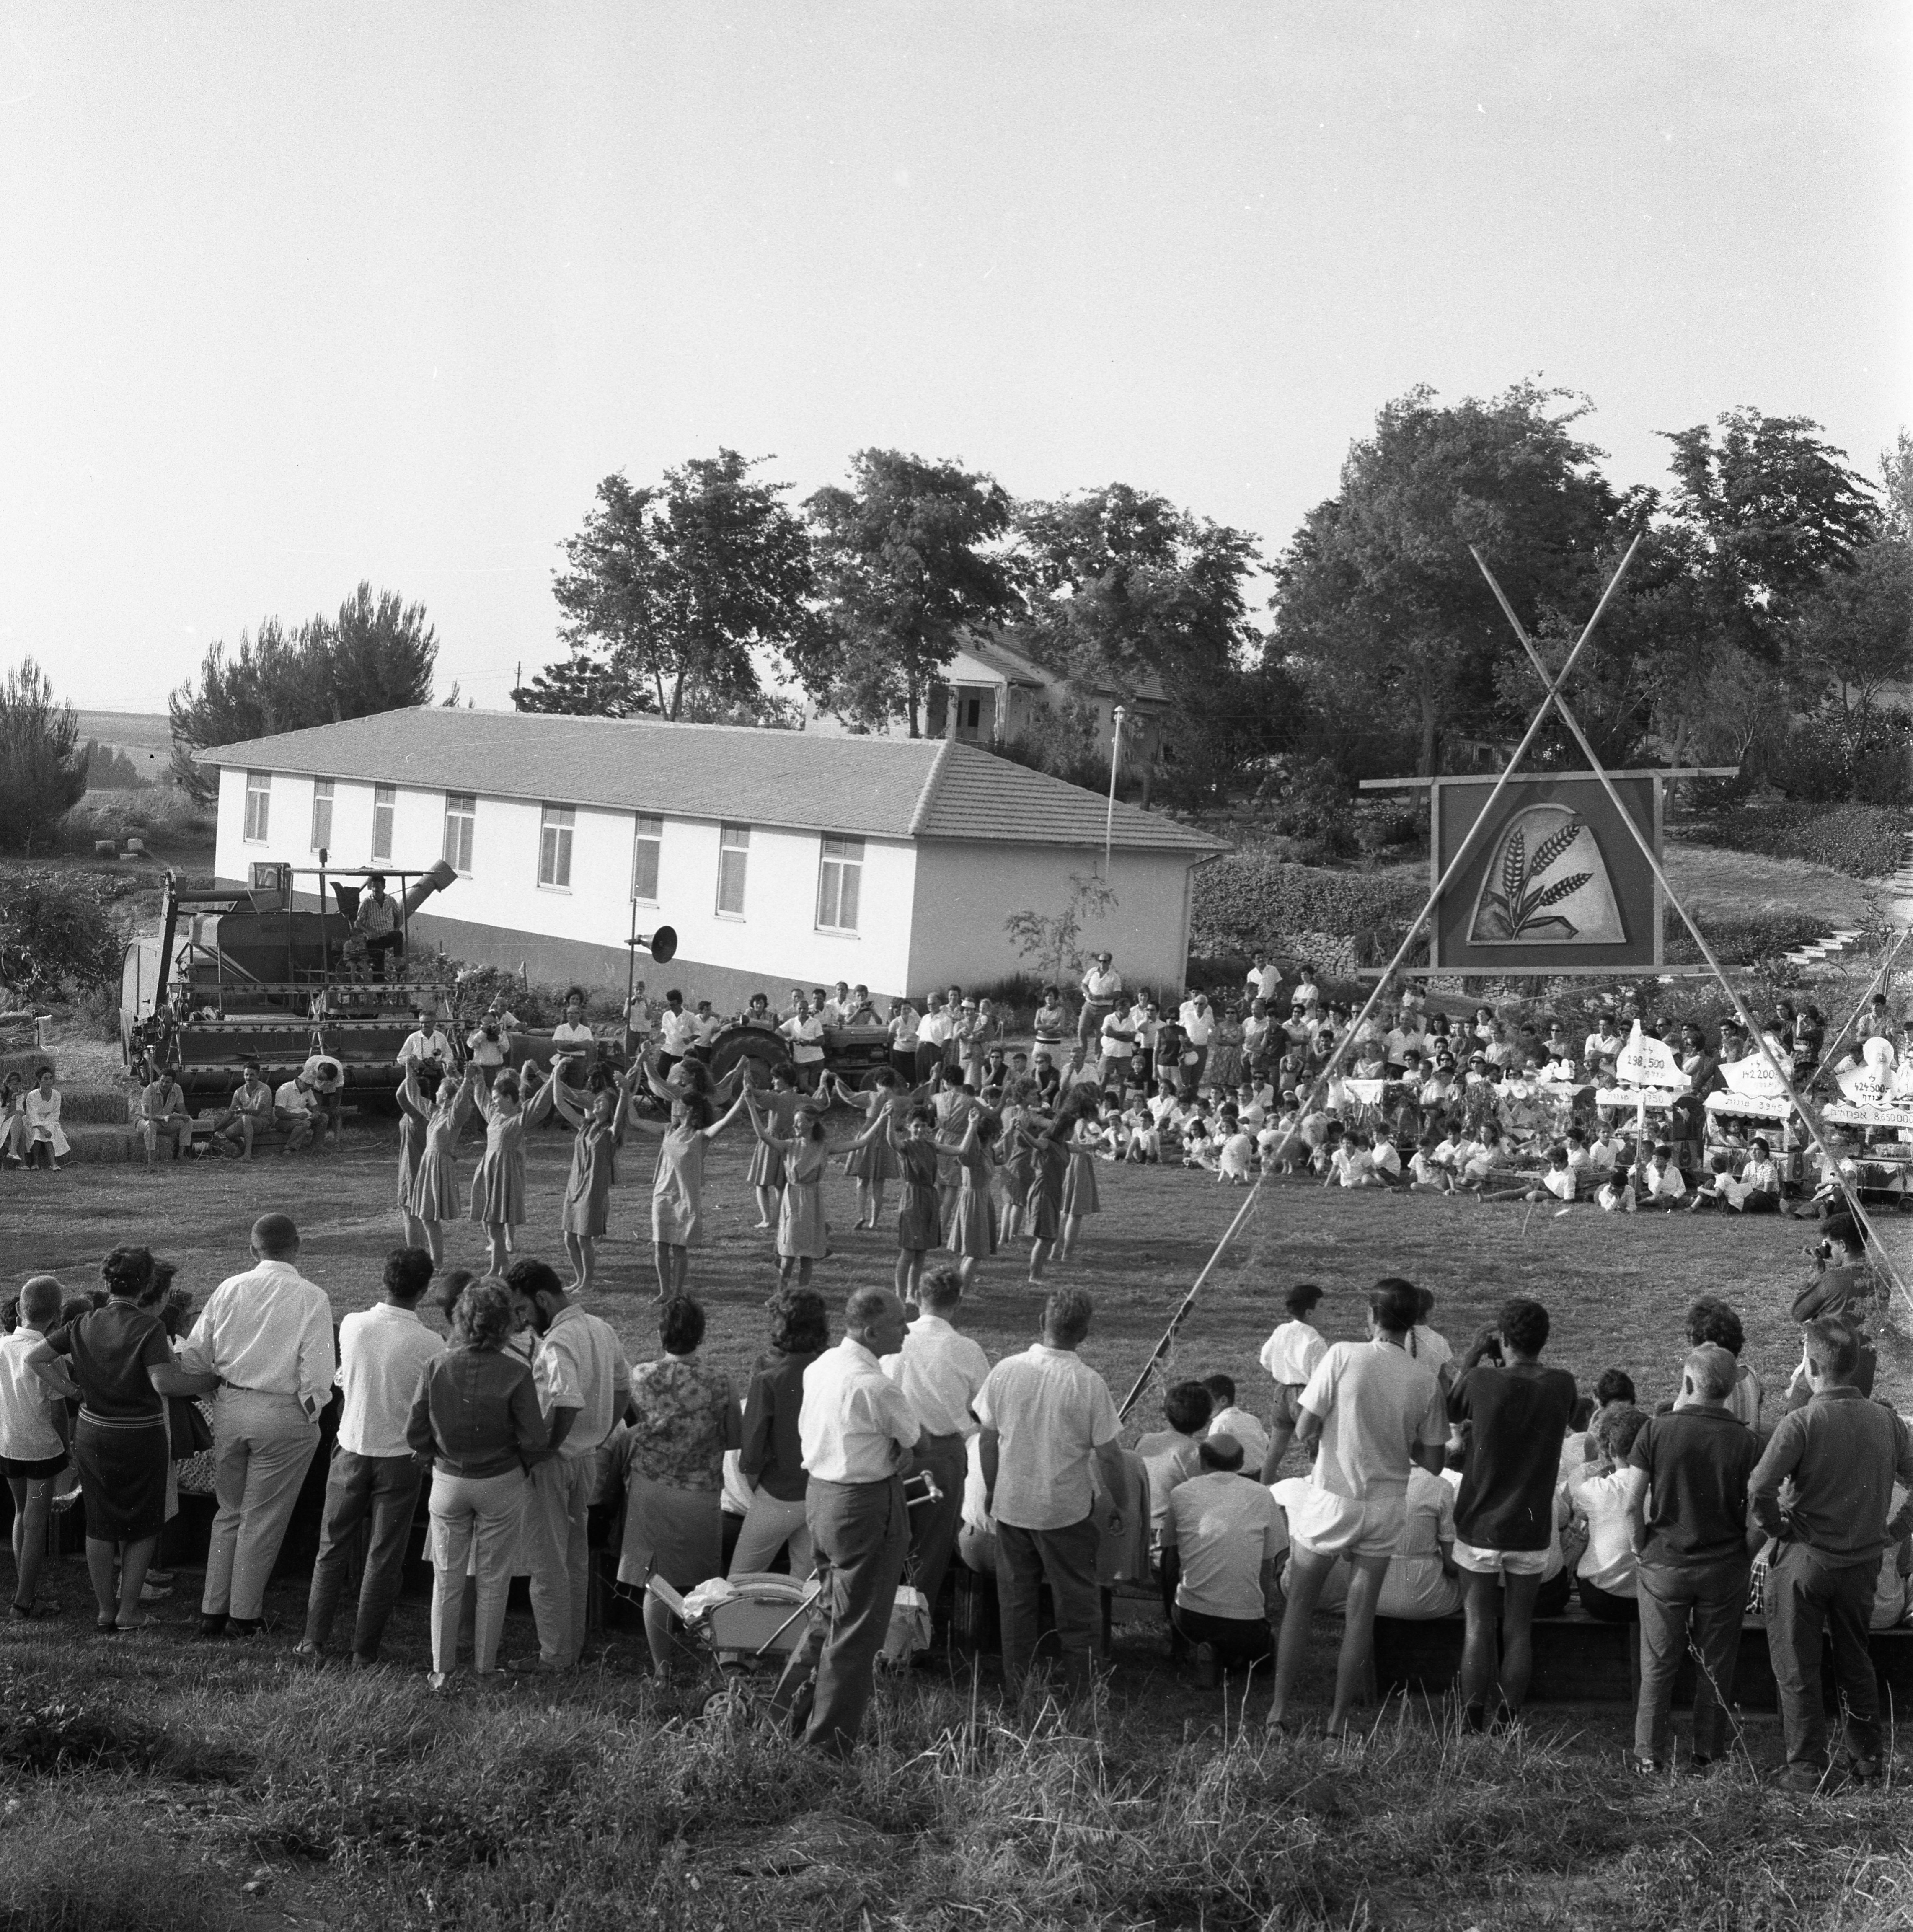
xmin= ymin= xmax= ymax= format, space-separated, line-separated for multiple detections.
xmin=1751 ymin=1316 xmax=1913 ymax=1791
xmin=776 ymin=1288 xmax=919 ymax=1756
xmin=1447 ymin=1296 xmax=1578 ymax=1729
xmin=1621 ymin=1342 xmax=1758 ymax=1773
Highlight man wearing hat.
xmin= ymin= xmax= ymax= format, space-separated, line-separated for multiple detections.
xmin=1078 ymin=952 xmax=1123 ymax=1068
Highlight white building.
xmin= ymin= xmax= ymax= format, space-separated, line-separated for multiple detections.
xmin=199 ymin=708 xmax=1222 ymax=1006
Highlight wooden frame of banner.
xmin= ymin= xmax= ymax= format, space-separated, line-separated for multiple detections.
xmin=1468 ymin=546 xmax=1912 ymax=1316
xmin=1119 ymin=536 xmax=1649 ymax=1422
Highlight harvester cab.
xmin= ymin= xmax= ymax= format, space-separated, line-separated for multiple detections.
xmin=121 ymin=857 xmax=459 ymax=1102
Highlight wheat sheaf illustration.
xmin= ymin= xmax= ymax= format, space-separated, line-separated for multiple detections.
xmin=1473 ymin=819 xmax=1591 ymax=940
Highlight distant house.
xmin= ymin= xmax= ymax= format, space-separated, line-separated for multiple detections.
xmin=197 ymin=708 xmax=1223 ymax=1006
xmin=804 ymin=635 xmax=1170 ymax=794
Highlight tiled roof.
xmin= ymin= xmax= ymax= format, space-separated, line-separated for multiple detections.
xmin=196 ymin=709 xmax=1223 ymax=855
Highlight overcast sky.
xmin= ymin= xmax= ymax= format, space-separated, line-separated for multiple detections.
xmin=2 ymin=2 xmax=1907 ymax=714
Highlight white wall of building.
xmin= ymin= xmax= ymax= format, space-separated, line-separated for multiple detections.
xmin=906 ymin=842 xmax=1200 ymax=996
xmin=214 ymin=767 xmax=920 ymax=996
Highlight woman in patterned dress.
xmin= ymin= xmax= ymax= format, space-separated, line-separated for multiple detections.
xmin=626 ymin=1051 xmax=750 ymax=1299
xmin=615 ymin=1295 xmax=741 ymax=1682
xmin=408 ymin=1067 xmax=478 ymax=1267
xmin=467 ymin=1064 xmax=533 ymax=1275
xmin=744 ymin=1092 xmax=882 ymax=1286
xmin=886 ymin=1104 xmax=944 ymax=1297
xmin=822 ymin=1066 xmax=905 ymax=1230
xmin=941 ymin=1107 xmax=1002 ymax=1285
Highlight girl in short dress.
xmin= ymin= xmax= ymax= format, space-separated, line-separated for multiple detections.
xmin=409 ymin=1067 xmax=478 ymax=1266
xmin=468 ymin=1064 xmax=534 ymax=1275
xmin=627 ymin=1055 xmax=750 ymax=1299
xmin=941 ymin=1107 xmax=1002 ymax=1285
xmin=996 ymin=1087 xmax=1037 ymax=1245
xmin=396 ymin=1063 xmax=446 ymax=1257
xmin=887 ymin=1105 xmax=944 ymax=1297
xmin=823 ymin=1067 xmax=905 ymax=1229
xmin=744 ymin=1093 xmax=882 ymax=1285
xmin=530 ymin=1063 xmax=641 ymax=1292
xmin=1057 ymin=1099 xmax=1102 ymax=1262
xmin=1021 ymin=1104 xmax=1072 ymax=1284
xmin=747 ymin=1065 xmax=802 ymax=1230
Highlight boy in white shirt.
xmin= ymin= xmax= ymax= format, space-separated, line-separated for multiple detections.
xmin=1233 ymin=1084 xmax=1268 ymax=1133
xmin=1121 ymin=1099 xmax=1159 ymax=1164
xmin=1201 ymin=1374 xmax=1272 ymax=1474
xmin=1407 ymin=1131 xmax=1452 ymax=1193
xmin=1586 ymin=1123 xmax=1623 ymax=1175
xmin=1326 ymin=1130 xmax=1377 ymax=1189
xmin=1638 ymin=1142 xmax=1687 ymax=1209
xmin=1368 ymin=1134 xmax=1404 ymax=1187
xmin=0 ymin=1274 xmax=68 ymax=1617
xmin=1258 ymin=1282 xmax=1328 ymax=1481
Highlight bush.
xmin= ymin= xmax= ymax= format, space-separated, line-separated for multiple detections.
xmin=1682 ymin=802 xmax=1908 ymax=879
xmin=1663 ymin=910 xmax=1827 ymax=966
xmin=1191 ymin=853 xmax=1422 ymax=958
xmin=0 ymin=867 xmax=124 ymax=1004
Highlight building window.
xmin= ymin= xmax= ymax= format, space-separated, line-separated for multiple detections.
xmin=539 ymin=804 xmax=575 ymax=889
xmin=816 ymin=835 xmax=863 ymax=933
xmin=243 ymin=771 xmax=271 ymax=843
xmin=963 ymin=697 xmax=981 ymax=729
xmin=372 ymin=784 xmax=395 ymax=863
xmin=309 ymin=778 xmax=333 ymax=852
xmin=716 ymin=823 xmax=750 ymax=916
xmin=631 ymin=813 xmax=662 ymax=903
xmin=443 ymin=792 xmax=476 ymax=874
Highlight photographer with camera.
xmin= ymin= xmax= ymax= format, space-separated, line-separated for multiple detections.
xmin=1792 ymin=1215 xmax=1871 ymax=1326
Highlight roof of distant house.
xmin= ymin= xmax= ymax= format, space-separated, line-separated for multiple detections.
xmin=956 ymin=634 xmax=1169 ymax=706
xmin=196 ymin=708 xmax=1224 ymax=854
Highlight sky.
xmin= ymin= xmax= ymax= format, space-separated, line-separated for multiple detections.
xmin=1 ymin=1 xmax=1908 ymax=714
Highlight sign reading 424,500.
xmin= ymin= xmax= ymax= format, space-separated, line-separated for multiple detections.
xmin=1430 ymin=773 xmax=1662 ymax=973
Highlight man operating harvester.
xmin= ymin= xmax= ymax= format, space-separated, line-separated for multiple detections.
xmin=774 ymin=1287 xmax=919 ymax=1757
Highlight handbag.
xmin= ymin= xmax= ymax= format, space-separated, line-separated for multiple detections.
xmin=168 ymin=1394 xmax=214 ymax=1459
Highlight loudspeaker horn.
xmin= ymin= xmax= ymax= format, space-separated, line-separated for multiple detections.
xmin=633 ymin=924 xmax=677 ymax=965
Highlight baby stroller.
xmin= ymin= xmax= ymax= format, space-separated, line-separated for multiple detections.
xmin=644 ymin=1469 xmax=943 ymax=1723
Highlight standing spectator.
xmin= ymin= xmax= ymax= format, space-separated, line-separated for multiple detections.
xmin=353 ymin=872 xmax=403 ymax=972
xmin=298 ymin=1248 xmax=444 ymax=1665
xmin=1266 ymin=1278 xmax=1446 ymax=1737
xmin=1160 ymin=1434 xmax=1284 ymax=1680
xmin=1447 ymin=1298 xmax=1579 ymax=1728
xmin=407 ymin=1278 xmax=548 ymax=1685
xmin=1032 ymin=985 xmax=1070 ymax=1063
xmin=881 ymin=1265 xmax=988 ymax=1617
xmin=730 ymin=1285 xmax=829 ymax=1578
xmin=773 ymin=1288 xmax=919 ymax=1757
xmin=1077 ymin=952 xmax=1123 ymax=1067
xmin=1245 ymin=952 xmax=1281 ymax=1005
xmin=916 ymin=993 xmax=954 ymax=1087
xmin=886 ymin=995 xmax=920 ymax=1086
xmin=1620 ymin=1343 xmax=1758 ymax=1774
xmin=1097 ymin=1003 xmax=1138 ymax=1091
xmin=178 ymin=1215 xmax=335 ymax=1637
xmin=1258 ymin=1283 xmax=1329 ymax=1481
xmin=3 ymin=1275 xmax=71 ymax=1617
xmin=617 ymin=1296 xmax=739 ymax=1681
xmin=654 ymin=991 xmax=696 ymax=1083
xmin=1177 ymin=992 xmax=1216 ymax=1096
xmin=975 ymin=1287 xmax=1126 ymax=1697
xmin=1791 ymin=1215 xmax=1872 ymax=1324
xmin=1751 ymin=1317 xmax=1913 ymax=1790
xmin=505 ymin=1258 xmax=631 ymax=1673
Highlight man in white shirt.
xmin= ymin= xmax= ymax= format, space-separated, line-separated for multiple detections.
xmin=780 ymin=997 xmax=827 ymax=1091
xmin=1266 ymin=1277 xmax=1447 ymax=1735
xmin=975 ymin=1286 xmax=1126 ymax=1694
xmin=1259 ymin=1283 xmax=1329 ymax=1481
xmin=1078 ymin=953 xmax=1124 ymax=1064
xmin=1177 ymin=993 xmax=1216 ymax=1095
xmin=655 ymin=991 xmax=697 ymax=1076
xmin=397 ymin=1006 xmax=453 ymax=1072
xmin=882 ymin=1266 xmax=989 ymax=1615
xmin=504 ymin=1259 xmax=631 ymax=1671
xmin=272 ymin=1072 xmax=317 ymax=1154
xmin=690 ymin=998 xmax=724 ymax=1053
xmin=1160 ymin=1435 xmax=1285 ymax=1676
xmin=298 ymin=1248 xmax=442 ymax=1664
xmin=915 ymin=994 xmax=954 ymax=1086
xmin=1246 ymin=954 xmax=1282 ymax=1005
xmin=179 ymin=1213 xmax=336 ymax=1637
xmin=775 ymin=1287 xmax=918 ymax=1756
xmin=301 ymin=1053 xmax=346 ymax=1152
xmin=1097 ymin=1006 xmax=1137 ymax=1091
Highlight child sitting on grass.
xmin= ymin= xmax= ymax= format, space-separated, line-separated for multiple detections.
xmin=1486 ymin=1143 xmax=1576 ymax=1204
xmin=1407 ymin=1129 xmax=1453 ymax=1193
xmin=1596 ymin=1143 xmax=1639 ymax=1213
xmin=1121 ymin=1098 xmax=1159 ymax=1163
xmin=1637 ymin=1141 xmax=1687 ymax=1210
xmin=1326 ymin=1127 xmax=1378 ymax=1188
xmin=1181 ymin=1107 xmax=1219 ymax=1171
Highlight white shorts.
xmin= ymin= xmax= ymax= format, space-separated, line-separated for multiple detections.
xmin=1451 ymin=1539 xmax=1550 ymax=1578
xmin=1288 ymin=1490 xmax=1406 ymax=1562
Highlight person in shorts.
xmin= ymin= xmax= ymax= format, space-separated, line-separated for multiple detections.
xmin=1266 ymin=1277 xmax=1446 ymax=1736
xmin=1447 ymin=1296 xmax=1579 ymax=1728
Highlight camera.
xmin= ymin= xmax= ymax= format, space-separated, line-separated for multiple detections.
xmin=481 ymin=1023 xmax=500 ymax=1042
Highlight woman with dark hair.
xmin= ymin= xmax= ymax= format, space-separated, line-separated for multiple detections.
xmin=615 ymin=1296 xmax=741 ymax=1680
xmin=886 ymin=1104 xmax=944 ymax=1297
xmin=433 ymin=1267 xmax=478 ymax=1330
xmin=825 ymin=1065 xmax=905 ymax=1231
xmin=468 ymin=1065 xmax=535 ymax=1276
xmin=744 ymin=1091 xmax=882 ymax=1286
xmin=729 ymin=1286 xmax=829 ymax=1579
xmin=1686 ymin=1295 xmax=1762 ymax=1429
xmin=27 ymin=1247 xmax=216 ymax=1630
xmin=407 ymin=1277 xmax=548 ymax=1686
xmin=628 ymin=1056 xmax=751 ymax=1299
xmin=943 ymin=1107 xmax=1001 ymax=1285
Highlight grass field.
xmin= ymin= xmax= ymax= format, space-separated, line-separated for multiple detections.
xmin=5 ymin=1122 xmax=1913 ymax=1929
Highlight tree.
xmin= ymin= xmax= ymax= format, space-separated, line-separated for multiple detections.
xmin=1882 ymin=429 xmax=1913 ymax=543
xmin=1659 ymin=408 xmax=1877 ymax=662
xmin=1003 ymin=873 xmax=1119 ymax=986
xmin=796 ymin=450 xmax=1018 ymax=736
xmin=0 ymin=867 xmax=121 ymax=1003
xmin=1271 ymin=384 xmax=1621 ymax=775
xmin=521 ymin=452 xmax=815 ymax=723
xmin=1008 ymin=484 xmax=1289 ymax=804
xmin=1791 ymin=532 xmax=1913 ymax=745
xmin=0 ymin=659 xmax=89 ymax=854
xmin=169 ymin=586 xmax=438 ymax=799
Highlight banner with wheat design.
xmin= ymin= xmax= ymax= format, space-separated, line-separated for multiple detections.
xmin=1466 ymin=803 xmax=1626 ymax=947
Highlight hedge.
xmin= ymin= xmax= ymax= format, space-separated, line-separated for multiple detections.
xmin=1663 ymin=910 xmax=1828 ymax=965
xmin=1190 ymin=855 xmax=1422 ymax=957
xmin=1681 ymin=802 xmax=1909 ymax=880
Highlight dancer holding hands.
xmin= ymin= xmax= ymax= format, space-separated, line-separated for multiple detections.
xmin=627 ymin=1048 xmax=751 ymax=1299
xmin=744 ymin=1091 xmax=884 ymax=1285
